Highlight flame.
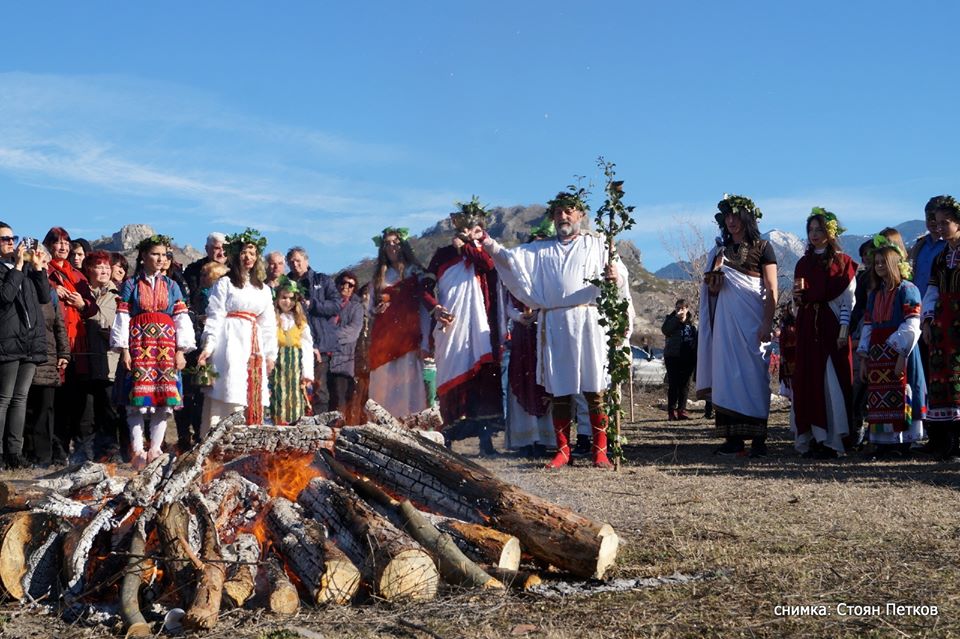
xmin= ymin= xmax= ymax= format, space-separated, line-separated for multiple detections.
xmin=258 ymin=452 xmax=323 ymax=501
xmin=202 ymin=458 xmax=225 ymax=484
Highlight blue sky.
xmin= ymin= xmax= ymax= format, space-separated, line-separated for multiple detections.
xmin=0 ymin=1 xmax=957 ymax=272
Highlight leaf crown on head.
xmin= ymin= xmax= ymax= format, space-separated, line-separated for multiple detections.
xmin=808 ymin=206 xmax=846 ymax=238
xmin=528 ymin=216 xmax=556 ymax=241
xmin=274 ymin=274 xmax=302 ymax=296
xmin=715 ymin=193 xmax=762 ymax=225
xmin=449 ymin=195 xmax=490 ymax=232
xmin=225 ymin=228 xmax=267 ymax=256
xmin=871 ymin=233 xmax=912 ymax=279
xmin=547 ymin=185 xmax=590 ymax=216
xmin=372 ymin=227 xmax=410 ymax=248
xmin=136 ymin=234 xmax=174 ymax=253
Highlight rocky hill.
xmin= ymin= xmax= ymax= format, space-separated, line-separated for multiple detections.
xmin=91 ymin=224 xmax=204 ymax=268
xmin=343 ymin=205 xmax=677 ymax=346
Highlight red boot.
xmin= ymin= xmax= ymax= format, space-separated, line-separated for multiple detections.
xmin=590 ymin=413 xmax=614 ymax=469
xmin=545 ymin=418 xmax=571 ymax=469
xmin=668 ymin=408 xmax=677 ymax=421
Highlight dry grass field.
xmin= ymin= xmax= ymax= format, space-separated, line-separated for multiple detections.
xmin=2 ymin=387 xmax=958 ymax=638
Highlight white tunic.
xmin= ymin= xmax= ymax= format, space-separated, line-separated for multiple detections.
xmin=486 ymin=233 xmax=630 ymax=396
xmin=201 ymin=277 xmax=279 ymax=407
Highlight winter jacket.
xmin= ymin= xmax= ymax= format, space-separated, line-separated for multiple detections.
xmin=33 ymin=291 xmax=71 ymax=387
xmin=0 ymin=261 xmax=50 ymax=363
xmin=661 ymin=312 xmax=697 ymax=359
xmin=330 ymin=296 xmax=365 ymax=377
xmin=300 ymin=268 xmax=341 ymax=353
xmin=86 ymin=283 xmax=120 ymax=382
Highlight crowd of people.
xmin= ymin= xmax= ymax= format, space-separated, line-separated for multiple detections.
xmin=0 ymin=188 xmax=630 ymax=472
xmin=3 ymin=191 xmax=956 ymax=472
xmin=688 ymin=193 xmax=960 ymax=462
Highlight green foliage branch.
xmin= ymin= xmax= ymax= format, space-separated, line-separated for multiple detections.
xmin=587 ymin=157 xmax=636 ymax=469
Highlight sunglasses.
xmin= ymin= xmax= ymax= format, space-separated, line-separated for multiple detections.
xmin=0 ymin=235 xmax=19 ymax=243
xmin=339 ymin=281 xmax=357 ymax=288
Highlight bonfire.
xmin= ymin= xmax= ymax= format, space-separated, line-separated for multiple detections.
xmin=0 ymin=401 xmax=619 ymax=636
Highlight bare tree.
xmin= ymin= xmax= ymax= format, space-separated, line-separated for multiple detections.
xmin=658 ymin=216 xmax=711 ymax=314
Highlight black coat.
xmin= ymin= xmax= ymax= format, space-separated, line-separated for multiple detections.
xmin=661 ymin=312 xmax=697 ymax=360
xmin=33 ymin=295 xmax=70 ymax=387
xmin=0 ymin=262 xmax=50 ymax=364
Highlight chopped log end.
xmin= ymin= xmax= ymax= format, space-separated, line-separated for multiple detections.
xmin=0 ymin=512 xmax=56 ymax=600
xmin=124 ymin=622 xmax=153 ymax=638
xmin=593 ymin=526 xmax=620 ymax=580
xmin=268 ymin=584 xmax=300 ymax=615
xmin=499 ymin=536 xmax=522 ymax=572
xmin=377 ymin=549 xmax=439 ymax=602
xmin=317 ymin=557 xmax=362 ymax=605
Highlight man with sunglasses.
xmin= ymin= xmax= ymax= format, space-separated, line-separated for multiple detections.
xmin=328 ymin=271 xmax=364 ymax=415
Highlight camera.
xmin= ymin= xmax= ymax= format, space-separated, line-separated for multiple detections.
xmin=21 ymin=237 xmax=38 ymax=251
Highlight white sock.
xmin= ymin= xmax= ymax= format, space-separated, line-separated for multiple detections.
xmin=148 ymin=408 xmax=172 ymax=453
xmin=127 ymin=410 xmax=145 ymax=454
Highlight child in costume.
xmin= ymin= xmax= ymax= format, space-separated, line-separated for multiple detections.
xmin=111 ymin=235 xmax=195 ymax=468
xmin=269 ymin=276 xmax=314 ymax=425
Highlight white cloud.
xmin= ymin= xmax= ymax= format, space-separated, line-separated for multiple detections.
xmin=0 ymin=72 xmax=451 ymax=248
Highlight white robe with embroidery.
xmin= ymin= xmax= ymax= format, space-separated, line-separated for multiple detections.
xmin=201 ymin=277 xmax=279 ymax=407
xmin=485 ymin=233 xmax=630 ymax=397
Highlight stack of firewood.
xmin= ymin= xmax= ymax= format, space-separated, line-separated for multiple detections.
xmin=0 ymin=402 xmax=619 ymax=635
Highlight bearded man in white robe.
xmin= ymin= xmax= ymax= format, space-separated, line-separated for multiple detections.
xmin=481 ymin=191 xmax=631 ymax=469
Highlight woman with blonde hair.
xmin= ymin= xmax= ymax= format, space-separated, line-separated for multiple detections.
xmin=858 ymin=238 xmax=925 ymax=457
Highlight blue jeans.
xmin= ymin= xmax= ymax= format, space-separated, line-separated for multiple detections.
xmin=0 ymin=360 xmax=37 ymax=456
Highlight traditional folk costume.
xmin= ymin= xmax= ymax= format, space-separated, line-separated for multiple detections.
xmin=858 ymin=281 xmax=925 ymax=447
xmin=791 ymin=249 xmax=857 ymax=455
xmin=921 ymin=241 xmax=960 ymax=447
xmin=502 ymin=292 xmax=552 ymax=451
xmin=110 ymin=272 xmax=195 ymax=461
xmin=485 ymin=228 xmax=630 ymax=468
xmin=200 ymin=276 xmax=278 ymax=432
xmin=426 ymin=239 xmax=504 ymax=451
xmin=696 ymin=208 xmax=777 ymax=455
xmin=269 ymin=311 xmax=314 ymax=425
xmin=368 ymin=266 xmax=430 ymax=419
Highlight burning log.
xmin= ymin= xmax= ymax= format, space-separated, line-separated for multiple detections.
xmin=202 ymin=471 xmax=268 ymax=540
xmin=266 ymin=497 xmax=360 ymax=605
xmin=0 ymin=462 xmax=110 ymax=510
xmin=183 ymin=499 xmax=226 ymax=631
xmin=363 ymin=399 xmax=400 ymax=428
xmin=425 ymin=515 xmax=522 ymax=572
xmin=157 ymin=502 xmax=198 ymax=607
xmin=120 ymin=524 xmax=151 ymax=637
xmin=399 ymin=406 xmax=443 ymax=432
xmin=334 ymin=424 xmax=620 ymax=580
xmin=317 ymin=449 xmax=501 ymax=590
xmin=262 ymin=556 xmax=299 ymax=614
xmin=210 ymin=421 xmax=338 ymax=461
xmin=0 ymin=511 xmax=58 ymax=600
xmin=222 ymin=533 xmax=259 ymax=608
xmin=299 ymin=478 xmax=439 ymax=602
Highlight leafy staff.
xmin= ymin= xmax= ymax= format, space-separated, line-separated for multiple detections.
xmin=587 ymin=157 xmax=635 ymax=470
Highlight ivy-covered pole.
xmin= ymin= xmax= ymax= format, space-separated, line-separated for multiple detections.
xmin=590 ymin=157 xmax=636 ymax=470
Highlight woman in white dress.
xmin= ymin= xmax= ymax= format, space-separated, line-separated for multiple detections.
xmin=197 ymin=229 xmax=278 ymax=433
